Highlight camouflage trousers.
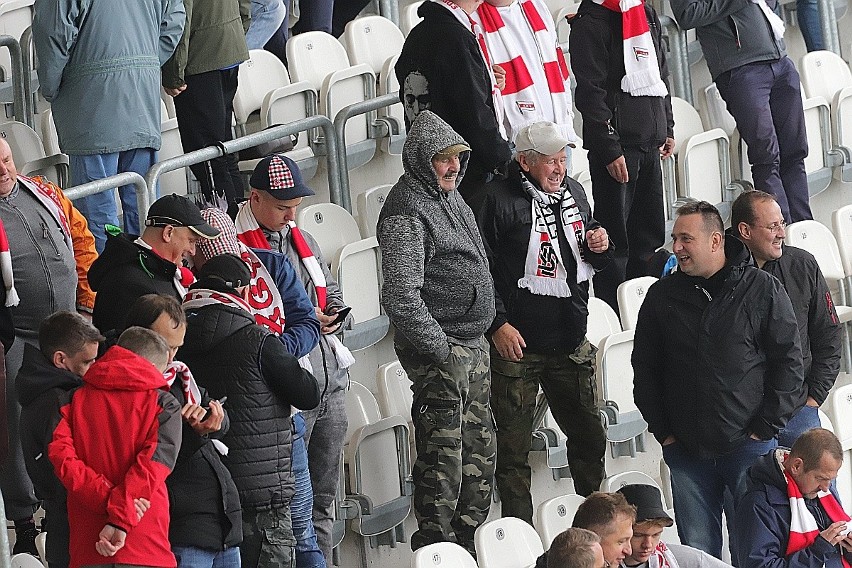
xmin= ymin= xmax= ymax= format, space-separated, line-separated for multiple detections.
xmin=395 ymin=336 xmax=496 ymax=556
xmin=491 ymin=339 xmax=606 ymax=524
xmin=240 ymin=506 xmax=295 ymax=568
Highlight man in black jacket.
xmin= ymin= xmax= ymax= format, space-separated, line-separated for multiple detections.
xmin=395 ymin=0 xmax=512 ymax=205
xmin=633 ymin=201 xmax=804 ymax=559
xmin=476 ymin=121 xmax=611 ymax=523
xmin=731 ymin=191 xmax=841 ymax=448
xmin=18 ymin=311 xmax=103 ymax=568
xmin=125 ymin=294 xmax=242 ymax=568
xmin=569 ymin=0 xmax=674 ymax=313
xmin=89 ymin=194 xmax=219 ymax=334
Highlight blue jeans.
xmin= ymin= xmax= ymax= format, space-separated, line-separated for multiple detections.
xmin=797 ymin=0 xmax=825 ymax=52
xmin=70 ymin=149 xmax=156 ymax=252
xmin=172 ymin=545 xmax=241 ymax=568
xmin=292 ymin=415 xmax=326 ymax=568
xmin=247 ymin=0 xmax=287 ymax=50
xmin=777 ymin=404 xmax=822 ymax=448
xmin=663 ymin=437 xmax=777 ymax=560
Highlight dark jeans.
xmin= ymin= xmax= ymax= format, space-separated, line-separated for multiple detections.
xmin=797 ymin=0 xmax=825 ymax=52
xmin=715 ymin=58 xmax=812 ymax=222
xmin=491 ymin=340 xmax=606 ymax=524
xmin=173 ymin=67 xmax=244 ymax=213
xmin=264 ymin=0 xmax=334 ymax=63
xmin=776 ymin=404 xmax=822 ymax=448
xmin=590 ymin=145 xmax=665 ymax=313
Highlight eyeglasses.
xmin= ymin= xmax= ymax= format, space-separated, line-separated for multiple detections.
xmin=756 ymin=220 xmax=787 ymax=233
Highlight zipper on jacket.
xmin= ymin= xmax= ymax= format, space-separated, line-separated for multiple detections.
xmin=41 ymin=221 xmax=61 ymax=258
xmin=11 ymin=205 xmax=56 ymax=313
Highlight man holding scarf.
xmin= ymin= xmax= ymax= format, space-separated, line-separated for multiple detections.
xmin=475 ymin=121 xmax=611 ymax=525
xmin=736 ymin=428 xmax=852 ymax=568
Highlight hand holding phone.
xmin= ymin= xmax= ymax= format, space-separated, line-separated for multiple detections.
xmin=328 ymin=306 xmax=352 ymax=326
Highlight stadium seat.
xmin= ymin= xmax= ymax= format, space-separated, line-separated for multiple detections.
xmin=832 ymin=204 xmax=852 ymax=286
xmin=0 ymin=0 xmax=34 ymax=83
xmin=35 ymin=531 xmax=46 ymax=566
xmin=586 ymin=296 xmax=622 ymax=348
xmin=343 ymin=381 xmax=413 ymax=544
xmin=700 ymin=83 xmax=751 ymax=185
xmin=39 ymin=107 xmax=59 ymax=156
xmin=802 ymin=95 xmax=835 ymax=197
xmin=411 ymin=542 xmax=478 ymax=568
xmin=160 ymin=87 xmax=176 ymax=119
xmin=10 ymin=554 xmax=43 ymax=568
xmin=616 ymin=276 xmax=658 ymax=331
xmin=534 ymin=493 xmax=586 ymax=549
xmin=531 ymin=401 xmax=571 ymax=478
xmin=825 ymin=385 xmax=852 ymax=506
xmin=159 ymin=103 xmax=188 ymax=196
xmin=799 ymin=50 xmax=852 ymax=182
xmin=0 ymin=119 xmax=68 ymax=186
xmin=600 ymin=470 xmax=660 ymax=492
xmin=475 ymin=517 xmax=545 ymax=568
xmin=400 ymin=1 xmax=424 ymax=35
xmin=334 ymin=236 xmax=390 ymax=350
xmin=376 ymin=360 xmax=413 ymax=424
xmin=286 ymin=32 xmax=378 ymax=170
xmin=356 ymin=183 xmax=393 ymax=237
xmin=596 ymin=329 xmax=648 ymax=458
xmin=553 ymin=4 xmax=579 ymax=51
xmin=296 ymin=202 xmax=363 ymax=265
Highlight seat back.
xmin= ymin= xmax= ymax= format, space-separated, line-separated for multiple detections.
xmin=701 ymin=83 xmax=737 ymax=137
xmin=0 ymin=0 xmax=34 ymax=81
xmin=802 ymin=96 xmax=832 ymax=181
xmin=296 ymin=203 xmax=362 ymax=265
xmin=411 ymin=542 xmax=478 ymax=568
xmin=800 ymin=50 xmax=852 ymax=102
xmin=40 ymin=107 xmax=60 ymax=155
xmin=400 ymin=1 xmax=425 ymax=35
xmin=343 ymin=15 xmax=405 ymax=76
xmin=617 ymin=276 xmax=658 ymax=331
xmin=10 ymin=554 xmax=44 ymax=568
xmin=345 ymin=380 xmax=383 ymax=442
xmin=475 ymin=517 xmax=545 ymax=568
xmin=671 ymin=97 xmax=706 ymax=144
xmin=786 ymin=220 xmax=846 ymax=282
xmin=586 ymin=297 xmax=622 ymax=348
xmin=160 ymin=113 xmax=188 ymax=195
xmin=377 ymin=360 xmax=413 ymax=422
xmin=600 ymin=471 xmax=660 ymax=492
xmin=335 ymin=237 xmax=382 ymax=324
xmin=356 ymin=183 xmax=393 ymax=237
xmin=287 ymin=31 xmax=351 ymax=91
xmin=824 ymin=385 xmax=852 ymax=506
xmin=0 ymin=119 xmax=45 ymax=164
xmin=596 ymin=329 xmax=637 ymax=413
xmin=234 ymin=49 xmax=292 ymax=126
xmin=534 ymin=494 xmax=587 ymax=549
xmin=832 ymin=204 xmax=852 ymax=277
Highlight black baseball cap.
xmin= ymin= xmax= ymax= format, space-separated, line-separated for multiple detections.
xmin=617 ymin=484 xmax=674 ymax=526
xmin=250 ymin=154 xmax=315 ymax=200
xmin=197 ymin=253 xmax=252 ymax=290
xmin=145 ymin=194 xmax=219 ymax=239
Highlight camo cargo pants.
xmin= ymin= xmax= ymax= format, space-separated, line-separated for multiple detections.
xmin=395 ymin=336 xmax=496 ymax=556
xmin=491 ymin=338 xmax=606 ymax=524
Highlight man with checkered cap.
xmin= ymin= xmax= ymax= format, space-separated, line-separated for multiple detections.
xmin=234 ymin=154 xmax=353 ymax=563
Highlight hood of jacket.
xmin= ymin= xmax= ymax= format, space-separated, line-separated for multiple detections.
xmin=180 ymin=295 xmax=257 ymax=356
xmin=88 ymin=232 xmax=178 ymax=291
xmin=83 ymin=345 xmax=168 ymax=391
xmin=749 ymin=447 xmax=789 ymax=493
xmin=401 ymin=110 xmax=471 ymax=198
xmin=724 ymin=230 xmax=754 ymax=277
xmin=16 ymin=343 xmax=82 ymax=406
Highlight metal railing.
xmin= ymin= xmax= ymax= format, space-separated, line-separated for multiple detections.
xmin=20 ymin=26 xmax=35 ymax=128
xmin=333 ymin=92 xmax=401 ymax=212
xmin=659 ymin=15 xmax=692 ymax=105
xmin=0 ymin=35 xmax=27 ymax=126
xmin=64 ymin=171 xmax=149 ymax=220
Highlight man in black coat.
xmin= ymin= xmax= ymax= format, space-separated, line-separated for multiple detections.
xmin=633 ymin=201 xmax=804 ymax=559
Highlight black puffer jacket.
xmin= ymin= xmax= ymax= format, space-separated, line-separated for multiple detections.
xmin=570 ymin=0 xmax=674 ymax=166
xmin=633 ymin=237 xmax=804 ymax=458
xmin=89 ymin=232 xmax=182 ymax=334
xmin=179 ymin=285 xmax=320 ymax=510
xmin=166 ymin=376 xmax=242 ymax=550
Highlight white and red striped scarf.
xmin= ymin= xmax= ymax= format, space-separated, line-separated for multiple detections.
xmin=0 ymin=219 xmax=18 ymax=307
xmin=431 ymin=0 xmax=508 ymax=142
xmin=163 ymin=360 xmax=202 ymax=406
xmin=19 ymin=175 xmax=73 ymax=250
xmin=235 ymin=202 xmax=328 ymax=310
xmin=780 ymin=450 xmax=851 ymax=563
xmin=473 ymin=0 xmax=578 ymax=144
xmin=184 ymin=287 xmax=255 ymax=317
xmin=594 ymin=0 xmax=668 ymax=97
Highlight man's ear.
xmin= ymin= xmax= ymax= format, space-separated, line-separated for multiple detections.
xmin=52 ymin=350 xmax=67 ymax=371
xmin=517 ymin=154 xmax=530 ymax=173
xmin=737 ymin=222 xmax=751 ymax=241
xmin=161 ymin=225 xmax=174 ymax=243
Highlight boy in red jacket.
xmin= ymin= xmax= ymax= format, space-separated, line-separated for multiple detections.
xmin=49 ymin=326 xmax=183 ymax=568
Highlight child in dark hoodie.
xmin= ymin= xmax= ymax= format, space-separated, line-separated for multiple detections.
xmin=17 ymin=311 xmax=103 ymax=568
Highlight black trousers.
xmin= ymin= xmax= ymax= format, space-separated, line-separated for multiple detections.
xmin=173 ymin=67 xmax=244 ymax=212
xmin=589 ymin=145 xmax=665 ymax=313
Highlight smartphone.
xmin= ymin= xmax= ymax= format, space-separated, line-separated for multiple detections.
xmin=328 ymin=306 xmax=352 ymax=326
xmin=200 ymin=397 xmax=227 ymax=422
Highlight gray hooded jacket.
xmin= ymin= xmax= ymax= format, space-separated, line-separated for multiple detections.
xmin=377 ymin=111 xmax=496 ymax=363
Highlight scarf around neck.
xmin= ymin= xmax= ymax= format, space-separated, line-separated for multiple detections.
xmin=593 ymin=0 xmax=668 ymax=97
xmin=517 ymin=173 xmax=594 ymax=297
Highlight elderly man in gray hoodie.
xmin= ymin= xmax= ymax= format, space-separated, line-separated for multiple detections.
xmin=377 ymin=110 xmax=497 ymax=557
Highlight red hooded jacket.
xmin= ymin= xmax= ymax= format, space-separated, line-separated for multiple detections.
xmin=48 ymin=346 xmax=182 ymax=568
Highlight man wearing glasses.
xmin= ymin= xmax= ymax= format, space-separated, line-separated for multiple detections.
xmin=731 ymin=190 xmax=842 ymax=448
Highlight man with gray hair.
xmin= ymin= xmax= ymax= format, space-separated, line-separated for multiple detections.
xmin=475 ymin=121 xmax=611 ymax=523
xmin=548 ymin=528 xmax=606 ymax=568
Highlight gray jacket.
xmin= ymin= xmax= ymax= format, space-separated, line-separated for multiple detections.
xmin=669 ymin=0 xmax=784 ymax=79
xmin=377 ymin=110 xmax=496 ymax=363
xmin=33 ymin=0 xmax=186 ymax=154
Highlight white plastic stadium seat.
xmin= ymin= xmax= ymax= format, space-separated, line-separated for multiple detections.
xmin=616 ymin=276 xmax=658 ymax=331
xmin=356 ymin=184 xmax=393 ymax=237
xmin=824 ymin=385 xmax=852 ymax=506
xmin=475 ymin=517 xmax=545 ymax=568
xmin=160 ymin=106 xmax=188 ymax=196
xmin=801 ymin=95 xmax=834 ymax=197
xmin=296 ymin=203 xmax=363 ymax=266
xmin=10 ymin=553 xmax=44 ymax=568
xmin=376 ymin=360 xmax=413 ymax=424
xmin=343 ymin=16 xmax=405 ymax=78
xmin=600 ymin=471 xmax=660 ymax=493
xmin=35 ymin=531 xmax=46 ymax=566
xmin=0 ymin=120 xmax=68 ymax=186
xmin=832 ymin=205 xmax=852 ymax=284
xmin=40 ymin=107 xmax=60 ymax=155
xmin=534 ymin=494 xmax=586 ymax=549
xmin=597 ymin=329 xmax=648 ymax=458
xmin=785 ymin=220 xmax=852 ymax=318
xmin=0 ymin=0 xmax=34 ymax=82
xmin=586 ymin=297 xmax=622 ymax=348
xmin=411 ymin=542 xmax=478 ymax=568
xmin=400 ymin=1 xmax=424 ymax=35
xmin=334 ymin=236 xmax=389 ymax=350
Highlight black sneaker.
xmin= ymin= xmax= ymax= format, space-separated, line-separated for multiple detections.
xmin=12 ymin=521 xmax=39 ymax=556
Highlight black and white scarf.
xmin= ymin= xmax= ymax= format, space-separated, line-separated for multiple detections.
xmin=518 ymin=174 xmax=594 ymax=297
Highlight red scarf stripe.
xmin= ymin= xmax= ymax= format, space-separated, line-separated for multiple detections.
xmin=478 ymin=2 xmax=505 ymax=32
xmin=239 ymin=227 xmax=270 ymax=250
xmin=622 ymin=3 xmax=651 ymax=38
xmin=500 ymin=56 xmax=535 ymax=95
xmin=521 ymin=0 xmax=548 ymax=31
xmin=556 ymin=47 xmax=570 ymax=79
xmin=543 ymin=60 xmax=567 ymax=93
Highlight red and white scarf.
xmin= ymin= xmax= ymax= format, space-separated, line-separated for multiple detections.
xmin=184 ymin=287 xmax=255 ymax=317
xmin=473 ymin=0 xmax=578 ymax=144
xmin=623 ymin=541 xmax=679 ymax=568
xmin=134 ymin=237 xmax=194 ymax=296
xmin=594 ymin=0 xmax=668 ymax=97
xmin=518 ymin=173 xmax=594 ymax=297
xmin=163 ymin=360 xmax=202 ymax=406
xmin=0 ymin=220 xmax=18 ymax=307
xmin=779 ymin=449 xmax=851 ymax=562
xmin=432 ymin=0 xmax=508 ymax=141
